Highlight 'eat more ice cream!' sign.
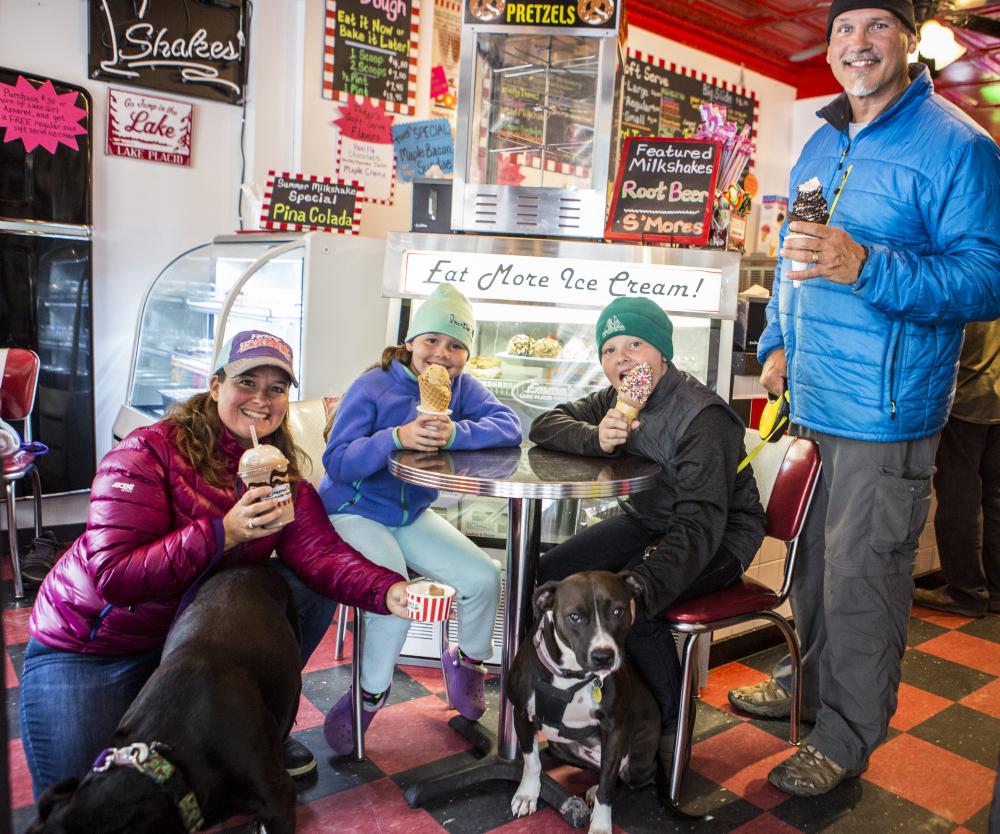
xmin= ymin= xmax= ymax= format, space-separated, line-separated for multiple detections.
xmin=399 ymin=251 xmax=723 ymax=315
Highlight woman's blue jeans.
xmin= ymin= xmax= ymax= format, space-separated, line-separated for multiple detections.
xmin=19 ymin=559 xmax=335 ymax=799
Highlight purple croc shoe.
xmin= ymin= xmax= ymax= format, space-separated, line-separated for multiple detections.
xmin=442 ymin=645 xmax=487 ymax=721
xmin=323 ymin=687 xmax=389 ymax=757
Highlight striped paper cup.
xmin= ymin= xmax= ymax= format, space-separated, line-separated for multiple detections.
xmin=406 ymin=579 xmax=456 ymax=622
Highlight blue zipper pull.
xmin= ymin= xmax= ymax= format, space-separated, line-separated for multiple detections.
xmin=890 ymin=401 xmax=897 ymax=420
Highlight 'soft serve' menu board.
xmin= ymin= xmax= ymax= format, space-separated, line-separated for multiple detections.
xmin=622 ymin=52 xmax=756 ymax=141
xmin=322 ymin=0 xmax=421 ymax=115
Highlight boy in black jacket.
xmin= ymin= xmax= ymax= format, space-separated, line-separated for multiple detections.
xmin=530 ymin=297 xmax=766 ymax=769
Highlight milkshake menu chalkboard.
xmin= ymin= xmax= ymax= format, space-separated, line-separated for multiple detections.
xmin=622 ymin=55 xmax=755 ymax=140
xmin=605 ymin=137 xmax=721 ymax=246
xmin=322 ymin=0 xmax=420 ymax=115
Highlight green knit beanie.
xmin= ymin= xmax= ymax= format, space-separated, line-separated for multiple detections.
xmin=595 ymin=298 xmax=674 ymax=362
xmin=405 ymin=284 xmax=476 ymax=351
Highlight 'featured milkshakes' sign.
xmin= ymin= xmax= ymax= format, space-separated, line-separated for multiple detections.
xmin=400 ymin=250 xmax=723 ymax=315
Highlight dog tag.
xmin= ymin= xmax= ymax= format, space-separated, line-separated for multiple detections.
xmin=592 ymin=680 xmax=602 ymax=704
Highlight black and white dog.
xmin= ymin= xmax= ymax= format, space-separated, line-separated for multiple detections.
xmin=28 ymin=565 xmax=303 ymax=834
xmin=506 ymin=571 xmax=660 ymax=834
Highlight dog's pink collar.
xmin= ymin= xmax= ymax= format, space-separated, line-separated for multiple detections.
xmin=91 ymin=742 xmax=204 ymax=832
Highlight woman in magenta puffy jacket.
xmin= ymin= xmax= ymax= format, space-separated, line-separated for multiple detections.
xmin=19 ymin=330 xmax=409 ymax=799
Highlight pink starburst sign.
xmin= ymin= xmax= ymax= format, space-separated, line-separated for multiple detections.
xmin=0 ymin=76 xmax=88 ymax=154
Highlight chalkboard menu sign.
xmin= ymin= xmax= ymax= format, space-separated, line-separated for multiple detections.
xmin=605 ymin=137 xmax=721 ymax=246
xmin=89 ymin=0 xmax=248 ymax=106
xmin=260 ymin=171 xmax=362 ymax=235
xmin=322 ymin=0 xmax=421 ymax=115
xmin=622 ymin=53 xmax=755 ymax=141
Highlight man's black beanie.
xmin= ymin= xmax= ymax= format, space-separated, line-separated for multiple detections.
xmin=826 ymin=0 xmax=917 ymax=40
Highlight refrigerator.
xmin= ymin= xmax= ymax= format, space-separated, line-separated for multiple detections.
xmin=0 ymin=67 xmax=95 ymax=495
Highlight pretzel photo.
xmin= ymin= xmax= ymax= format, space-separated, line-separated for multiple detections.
xmin=468 ymin=0 xmax=504 ymax=21
xmin=577 ymin=0 xmax=613 ymax=24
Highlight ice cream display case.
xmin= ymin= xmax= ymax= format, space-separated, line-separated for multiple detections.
xmin=112 ymin=231 xmax=390 ymax=443
xmin=450 ymin=0 xmax=626 ymax=238
xmin=382 ymin=231 xmax=739 ymax=541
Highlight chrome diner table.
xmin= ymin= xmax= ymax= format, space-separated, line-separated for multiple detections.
xmin=388 ymin=444 xmax=660 ymax=825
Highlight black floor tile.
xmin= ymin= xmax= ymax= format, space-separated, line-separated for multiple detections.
xmin=613 ymin=770 xmax=761 ymax=833
xmin=958 ymin=614 xmax=1000 ymax=644
xmin=692 ymin=700 xmax=742 ymax=744
xmin=963 ymin=799 xmax=994 ymax=834
xmin=292 ymin=725 xmax=385 ymax=802
xmin=771 ymin=778 xmax=954 ymax=833
xmin=12 ymin=803 xmax=37 ymax=834
xmin=7 ymin=641 xmax=26 ymax=683
xmin=907 ymin=704 xmax=1000 ymax=769
xmin=906 ymin=617 xmax=948 ymax=649
xmin=391 ymin=750 xmax=520 ymax=834
xmin=900 ymin=649 xmax=994 ymax=701
xmin=739 ymin=643 xmax=785 ymax=677
xmin=6 ymin=685 xmax=18 ymax=741
xmin=301 ymin=663 xmax=433 ymax=715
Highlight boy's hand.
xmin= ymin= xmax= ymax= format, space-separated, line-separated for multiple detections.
xmin=598 ymin=408 xmax=638 ymax=453
xmin=398 ymin=413 xmax=451 ymax=451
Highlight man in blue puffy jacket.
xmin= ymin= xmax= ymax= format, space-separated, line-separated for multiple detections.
xmin=728 ymin=0 xmax=1000 ymax=797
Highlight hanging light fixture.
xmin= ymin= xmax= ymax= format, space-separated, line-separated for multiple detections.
xmin=916 ymin=19 xmax=967 ymax=70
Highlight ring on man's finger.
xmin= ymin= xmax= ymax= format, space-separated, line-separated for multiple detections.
xmin=812 ymin=252 xmax=820 ymax=264
xmin=247 ymin=518 xmax=254 ymax=529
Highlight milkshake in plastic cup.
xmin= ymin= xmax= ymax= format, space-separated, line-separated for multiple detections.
xmin=238 ymin=443 xmax=295 ymax=525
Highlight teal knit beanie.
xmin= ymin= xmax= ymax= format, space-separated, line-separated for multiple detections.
xmin=595 ymin=298 xmax=674 ymax=362
xmin=405 ymin=284 xmax=476 ymax=351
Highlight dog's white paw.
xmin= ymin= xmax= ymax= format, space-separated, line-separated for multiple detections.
xmin=587 ymin=800 xmax=613 ymax=834
xmin=511 ymin=786 xmax=539 ymax=818
xmin=511 ymin=739 xmax=542 ymax=818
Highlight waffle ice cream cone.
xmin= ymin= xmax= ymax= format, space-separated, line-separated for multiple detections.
xmin=418 ymin=364 xmax=452 ymax=413
xmin=614 ymin=363 xmax=654 ymax=423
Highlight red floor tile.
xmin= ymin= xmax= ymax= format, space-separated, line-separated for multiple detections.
xmin=917 ymin=631 xmax=1000 ymax=677
xmin=488 ymin=805 xmax=585 ymax=833
xmin=729 ymin=812 xmax=803 ymax=834
xmin=302 ymin=623 xmax=352 ymax=674
xmin=889 ymin=682 xmax=953 ymax=731
xmin=690 ymin=723 xmax=794 ymax=810
xmin=910 ymin=604 xmax=976 ymax=630
xmin=364 ymin=693 xmax=477 ymax=775
xmin=294 ymin=776 xmax=445 ymax=833
xmin=3 ymin=607 xmax=32 ymax=645
xmin=959 ymin=677 xmax=1000 ymax=721
xmin=8 ymin=738 xmax=35 ymax=811
xmin=864 ymin=734 xmax=996 ymax=824
xmin=400 ymin=662 xmax=447 ymax=695
xmin=700 ymin=661 xmax=771 ymax=713
xmin=294 ymin=692 xmax=326 ymax=732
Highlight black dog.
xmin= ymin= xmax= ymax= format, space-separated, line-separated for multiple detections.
xmin=506 ymin=571 xmax=660 ymax=834
xmin=28 ymin=565 xmax=303 ymax=834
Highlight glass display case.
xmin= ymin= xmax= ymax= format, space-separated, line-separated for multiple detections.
xmin=383 ymin=231 xmax=737 ymax=547
xmin=114 ymin=232 xmax=390 ymax=443
xmin=451 ymin=0 xmax=625 ymax=238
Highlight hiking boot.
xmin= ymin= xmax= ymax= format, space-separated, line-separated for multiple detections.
xmin=20 ymin=531 xmax=63 ymax=587
xmin=914 ymin=586 xmax=986 ymax=618
xmin=728 ymin=679 xmax=816 ymax=722
xmin=441 ymin=645 xmax=487 ymax=721
xmin=768 ymin=744 xmax=865 ymax=796
xmin=323 ymin=687 xmax=389 ymax=757
xmin=283 ymin=736 xmax=317 ymax=778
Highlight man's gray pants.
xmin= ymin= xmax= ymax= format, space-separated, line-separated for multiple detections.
xmin=771 ymin=428 xmax=938 ymax=771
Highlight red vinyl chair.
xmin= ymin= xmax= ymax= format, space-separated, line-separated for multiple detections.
xmin=1 ymin=348 xmax=44 ymax=599
xmin=661 ymin=435 xmax=822 ymax=805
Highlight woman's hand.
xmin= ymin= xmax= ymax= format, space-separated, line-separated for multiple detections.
xmin=222 ymin=486 xmax=289 ymax=550
xmin=385 ymin=580 xmax=409 ymax=618
xmin=598 ymin=408 xmax=638 ymax=453
xmin=397 ymin=414 xmax=451 ymax=452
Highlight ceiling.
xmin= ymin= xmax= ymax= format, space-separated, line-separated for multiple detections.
xmin=627 ymin=0 xmax=1000 ymax=140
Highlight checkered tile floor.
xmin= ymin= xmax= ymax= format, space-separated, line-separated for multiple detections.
xmin=5 ymin=595 xmax=998 ymax=833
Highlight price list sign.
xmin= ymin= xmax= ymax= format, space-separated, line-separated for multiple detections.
xmin=322 ymin=0 xmax=421 ymax=115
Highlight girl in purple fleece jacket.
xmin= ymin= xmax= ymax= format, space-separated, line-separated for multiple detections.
xmin=319 ymin=285 xmax=521 ymax=754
